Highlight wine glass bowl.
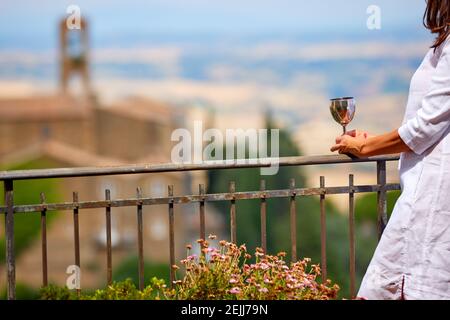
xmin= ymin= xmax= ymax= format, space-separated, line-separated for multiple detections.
xmin=330 ymin=97 xmax=356 ymax=134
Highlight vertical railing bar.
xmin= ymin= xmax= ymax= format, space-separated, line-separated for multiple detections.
xmin=136 ymin=187 xmax=144 ymax=291
xmin=168 ymin=185 xmax=175 ymax=288
xmin=319 ymin=176 xmax=327 ymax=284
xmin=199 ymin=184 xmax=206 ymax=241
xmin=40 ymin=192 xmax=48 ymax=288
xmin=289 ymin=178 xmax=297 ymax=263
xmin=229 ymin=181 xmax=237 ymax=244
xmin=377 ymin=160 xmax=388 ymax=241
xmin=260 ymin=179 xmax=267 ymax=254
xmin=349 ymin=174 xmax=356 ymax=299
xmin=72 ymin=191 xmax=80 ymax=295
xmin=105 ymin=189 xmax=112 ymax=286
xmin=4 ymin=179 xmax=15 ymax=300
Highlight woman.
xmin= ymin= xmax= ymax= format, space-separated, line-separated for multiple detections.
xmin=330 ymin=0 xmax=450 ymax=299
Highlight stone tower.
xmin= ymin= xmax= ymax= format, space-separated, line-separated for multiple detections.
xmin=59 ymin=17 xmax=90 ymax=95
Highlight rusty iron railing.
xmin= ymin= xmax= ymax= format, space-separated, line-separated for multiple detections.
xmin=0 ymin=154 xmax=400 ymax=300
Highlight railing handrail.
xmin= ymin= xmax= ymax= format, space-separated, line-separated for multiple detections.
xmin=0 ymin=154 xmax=400 ymax=181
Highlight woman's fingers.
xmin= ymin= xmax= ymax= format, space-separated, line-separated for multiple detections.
xmin=330 ymin=144 xmax=343 ymax=152
xmin=332 ymin=135 xmax=350 ymax=152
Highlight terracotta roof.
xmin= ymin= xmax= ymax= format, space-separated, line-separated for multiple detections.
xmin=0 ymin=94 xmax=91 ymax=122
xmin=98 ymin=96 xmax=180 ymax=125
xmin=1 ymin=140 xmax=171 ymax=170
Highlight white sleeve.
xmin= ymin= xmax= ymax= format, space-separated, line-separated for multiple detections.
xmin=398 ymin=41 xmax=450 ymax=155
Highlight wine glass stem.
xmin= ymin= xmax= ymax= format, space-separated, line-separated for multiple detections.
xmin=342 ymin=126 xmax=347 ymax=134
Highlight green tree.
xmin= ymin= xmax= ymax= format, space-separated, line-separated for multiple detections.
xmin=112 ymin=255 xmax=170 ymax=287
xmin=207 ymin=116 xmax=310 ymax=254
xmin=0 ymin=157 xmax=62 ymax=264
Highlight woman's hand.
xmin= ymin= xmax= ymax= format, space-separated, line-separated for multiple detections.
xmin=330 ymin=130 xmax=371 ymax=158
xmin=331 ymin=129 xmax=411 ymax=158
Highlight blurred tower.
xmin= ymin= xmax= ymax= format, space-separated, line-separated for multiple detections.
xmin=59 ymin=17 xmax=90 ymax=95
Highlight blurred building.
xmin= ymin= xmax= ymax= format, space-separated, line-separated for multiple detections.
xmin=0 ymin=17 xmax=221 ymax=289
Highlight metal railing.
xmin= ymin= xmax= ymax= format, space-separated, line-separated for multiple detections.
xmin=0 ymin=154 xmax=400 ymax=300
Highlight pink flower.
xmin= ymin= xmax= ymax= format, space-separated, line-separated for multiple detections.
xmin=187 ymin=254 xmax=197 ymax=260
xmin=259 ymin=287 xmax=268 ymax=293
xmin=229 ymin=287 xmax=241 ymax=294
xmin=303 ymin=279 xmax=313 ymax=288
xmin=229 ymin=278 xmax=238 ymax=284
xmin=259 ymin=263 xmax=269 ymax=270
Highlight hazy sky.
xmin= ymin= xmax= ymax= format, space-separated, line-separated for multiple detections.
xmin=0 ymin=0 xmax=430 ymax=49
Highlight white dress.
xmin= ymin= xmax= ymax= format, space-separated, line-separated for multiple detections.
xmin=358 ymin=37 xmax=450 ymax=300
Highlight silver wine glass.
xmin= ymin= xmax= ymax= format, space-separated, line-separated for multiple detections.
xmin=330 ymin=97 xmax=356 ymax=134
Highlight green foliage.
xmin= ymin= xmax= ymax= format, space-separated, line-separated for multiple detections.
xmin=88 ymin=278 xmax=166 ymax=300
xmin=1 ymin=283 xmax=40 ymax=300
xmin=39 ymin=284 xmax=79 ymax=300
xmin=355 ymin=191 xmax=401 ymax=222
xmin=40 ymin=278 xmax=168 ymax=300
xmin=0 ymin=157 xmax=63 ymax=264
xmin=112 ymin=255 xmax=170 ymax=286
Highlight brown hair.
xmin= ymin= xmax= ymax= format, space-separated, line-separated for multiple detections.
xmin=424 ymin=0 xmax=450 ymax=49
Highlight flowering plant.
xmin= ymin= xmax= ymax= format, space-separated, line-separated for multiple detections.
xmin=168 ymin=235 xmax=339 ymax=300
xmin=40 ymin=235 xmax=339 ymax=300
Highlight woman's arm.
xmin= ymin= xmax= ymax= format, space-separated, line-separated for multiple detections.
xmin=330 ymin=129 xmax=411 ymax=158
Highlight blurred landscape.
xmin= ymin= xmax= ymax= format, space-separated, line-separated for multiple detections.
xmin=0 ymin=1 xmax=432 ymax=184
xmin=0 ymin=0 xmax=432 ymax=298
xmin=0 ymin=0 xmax=431 ymax=136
